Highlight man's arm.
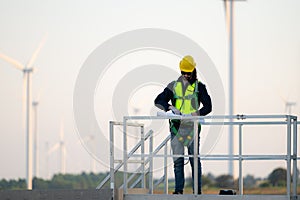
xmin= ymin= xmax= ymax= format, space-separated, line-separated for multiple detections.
xmin=154 ymin=82 xmax=174 ymax=112
xmin=198 ymin=82 xmax=212 ymax=116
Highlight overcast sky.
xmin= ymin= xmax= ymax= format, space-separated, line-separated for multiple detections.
xmin=0 ymin=0 xmax=299 ymax=181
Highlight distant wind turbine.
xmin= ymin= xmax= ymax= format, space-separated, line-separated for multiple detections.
xmin=285 ymin=102 xmax=297 ymax=115
xmin=32 ymin=100 xmax=39 ymax=178
xmin=58 ymin=120 xmax=66 ymax=174
xmin=48 ymin=120 xmax=66 ymax=174
xmin=223 ymin=0 xmax=235 ymax=178
xmin=223 ymin=0 xmax=246 ymax=177
xmin=279 ymin=94 xmax=297 ymax=115
xmin=78 ymin=122 xmax=98 ymax=173
xmin=80 ymin=134 xmax=96 ymax=173
xmin=88 ymin=135 xmax=96 ymax=173
xmin=0 ymin=35 xmax=47 ymax=189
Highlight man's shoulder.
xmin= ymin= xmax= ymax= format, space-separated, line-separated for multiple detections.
xmin=197 ymin=81 xmax=208 ymax=91
xmin=167 ymin=80 xmax=177 ymax=86
xmin=197 ymin=80 xmax=205 ymax=86
xmin=166 ymin=80 xmax=176 ymax=91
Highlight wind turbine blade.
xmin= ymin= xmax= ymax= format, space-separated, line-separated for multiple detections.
xmin=77 ymin=136 xmax=89 ymax=144
xmin=26 ymin=33 xmax=47 ymax=69
xmin=279 ymin=94 xmax=287 ymax=103
xmin=48 ymin=143 xmax=60 ymax=155
xmin=0 ymin=52 xmax=24 ymax=70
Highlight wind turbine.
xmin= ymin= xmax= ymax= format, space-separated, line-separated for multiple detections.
xmin=285 ymin=102 xmax=297 ymax=115
xmin=59 ymin=120 xmax=66 ymax=174
xmin=32 ymin=100 xmax=39 ymax=178
xmin=45 ymin=141 xmax=50 ymax=179
xmin=0 ymin=35 xmax=46 ymax=189
xmin=48 ymin=120 xmax=66 ymax=174
xmin=223 ymin=0 xmax=236 ymax=178
xmin=88 ymin=135 xmax=96 ymax=173
xmin=78 ymin=121 xmax=97 ymax=173
xmin=279 ymin=94 xmax=297 ymax=115
xmin=223 ymin=0 xmax=246 ymax=177
xmin=79 ymin=134 xmax=97 ymax=173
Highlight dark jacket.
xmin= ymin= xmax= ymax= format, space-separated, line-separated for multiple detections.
xmin=154 ymin=76 xmax=212 ymax=116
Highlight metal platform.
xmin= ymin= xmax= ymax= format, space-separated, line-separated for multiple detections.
xmin=124 ymin=194 xmax=299 ymax=200
xmin=101 ymin=115 xmax=298 ymax=199
xmin=1 ymin=191 xmax=298 ymax=200
xmin=0 ymin=189 xmax=112 ymax=200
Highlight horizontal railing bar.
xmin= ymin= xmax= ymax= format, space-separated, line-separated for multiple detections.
xmin=202 ymin=157 xmax=287 ymax=161
xmin=237 ymin=115 xmax=297 ymax=119
xmin=129 ymin=154 xmax=287 ymax=160
xmin=110 ymin=121 xmax=144 ymax=127
xmin=124 ymin=114 xmax=296 ymax=121
xmin=201 ymin=121 xmax=290 ymax=126
xmin=114 ymin=159 xmax=145 ymax=163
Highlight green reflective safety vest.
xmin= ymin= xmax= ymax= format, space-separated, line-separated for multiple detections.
xmin=173 ymin=81 xmax=199 ymax=114
xmin=170 ymin=80 xmax=200 ymax=146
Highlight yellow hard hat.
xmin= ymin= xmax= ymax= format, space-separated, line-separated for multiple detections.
xmin=179 ymin=55 xmax=196 ymax=72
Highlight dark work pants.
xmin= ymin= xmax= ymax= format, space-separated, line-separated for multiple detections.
xmin=171 ymin=126 xmax=202 ymax=193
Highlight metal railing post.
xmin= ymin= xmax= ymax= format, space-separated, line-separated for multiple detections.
xmin=286 ymin=115 xmax=291 ymax=198
xmin=238 ymin=124 xmax=243 ymax=195
xmin=123 ymin=117 xmax=128 ymax=194
xmin=149 ymin=132 xmax=153 ymax=194
xmin=193 ymin=119 xmax=199 ymax=195
xmin=164 ymin=141 xmax=168 ymax=194
xmin=292 ymin=117 xmax=298 ymax=197
xmin=109 ymin=122 xmax=115 ymax=199
xmin=141 ymin=125 xmax=145 ymax=189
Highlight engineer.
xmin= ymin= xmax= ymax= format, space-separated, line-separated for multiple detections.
xmin=154 ymin=55 xmax=212 ymax=194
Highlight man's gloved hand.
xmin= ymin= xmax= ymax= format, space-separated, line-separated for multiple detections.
xmin=169 ymin=105 xmax=181 ymax=115
xmin=191 ymin=111 xmax=199 ymax=116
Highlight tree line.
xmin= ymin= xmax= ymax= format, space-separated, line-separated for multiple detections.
xmin=0 ymin=167 xmax=296 ymax=190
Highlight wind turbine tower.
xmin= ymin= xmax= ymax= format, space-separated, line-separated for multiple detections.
xmin=223 ymin=0 xmax=246 ymax=177
xmin=88 ymin=134 xmax=96 ymax=173
xmin=32 ymin=100 xmax=39 ymax=178
xmin=59 ymin=121 xmax=66 ymax=174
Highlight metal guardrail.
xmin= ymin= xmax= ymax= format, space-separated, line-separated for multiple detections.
xmin=96 ymin=121 xmax=147 ymax=193
xmin=100 ymin=115 xmax=298 ymax=200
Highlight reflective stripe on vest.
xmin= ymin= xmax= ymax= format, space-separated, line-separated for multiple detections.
xmin=173 ymin=81 xmax=199 ymax=114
